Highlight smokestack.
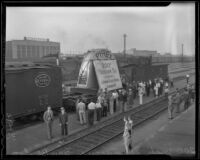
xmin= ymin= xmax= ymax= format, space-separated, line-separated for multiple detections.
xmin=123 ymin=34 xmax=127 ymax=58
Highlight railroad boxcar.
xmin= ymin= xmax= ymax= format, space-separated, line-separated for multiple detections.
xmin=5 ymin=63 xmax=62 ymax=119
xmin=120 ymin=61 xmax=168 ymax=82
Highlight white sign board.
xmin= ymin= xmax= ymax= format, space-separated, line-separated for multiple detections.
xmin=93 ymin=60 xmax=122 ymax=91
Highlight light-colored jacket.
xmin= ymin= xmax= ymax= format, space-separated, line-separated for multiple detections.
xmin=43 ymin=110 xmax=54 ymax=123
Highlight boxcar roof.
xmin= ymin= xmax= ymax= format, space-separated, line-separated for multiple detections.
xmin=152 ymin=63 xmax=169 ymax=66
xmin=5 ymin=62 xmax=55 ymax=70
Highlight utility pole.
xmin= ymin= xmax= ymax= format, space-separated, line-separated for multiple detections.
xmin=182 ymin=44 xmax=184 ymax=63
xmin=123 ymin=34 xmax=127 ymax=58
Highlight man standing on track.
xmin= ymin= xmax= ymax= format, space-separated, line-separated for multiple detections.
xmin=43 ymin=106 xmax=54 ymax=140
xmin=59 ymin=107 xmax=68 ymax=136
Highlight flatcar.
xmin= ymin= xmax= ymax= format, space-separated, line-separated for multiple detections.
xmin=5 ymin=62 xmax=63 ymax=119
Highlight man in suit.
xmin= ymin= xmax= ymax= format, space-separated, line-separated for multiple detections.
xmin=59 ymin=107 xmax=68 ymax=136
xmin=43 ymin=106 xmax=54 ymax=139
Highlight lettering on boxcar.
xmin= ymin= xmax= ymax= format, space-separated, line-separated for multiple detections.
xmin=35 ymin=73 xmax=51 ymax=87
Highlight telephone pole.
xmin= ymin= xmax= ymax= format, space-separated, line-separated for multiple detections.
xmin=182 ymin=44 xmax=184 ymax=63
xmin=123 ymin=34 xmax=127 ymax=58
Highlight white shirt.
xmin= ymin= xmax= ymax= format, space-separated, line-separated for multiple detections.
xmin=154 ymin=86 xmax=158 ymax=95
xmin=98 ymin=96 xmax=103 ymax=104
xmin=88 ymin=102 xmax=96 ymax=110
xmin=77 ymin=102 xmax=86 ymax=112
xmin=164 ymin=88 xmax=169 ymax=93
xmin=112 ymin=92 xmax=118 ymax=99
xmin=128 ymin=120 xmax=133 ymax=129
xmin=149 ymin=80 xmax=152 ymax=85
xmin=139 ymin=88 xmax=143 ymax=96
xmin=95 ymin=103 xmax=102 ymax=108
xmin=156 ymin=83 xmax=160 ymax=88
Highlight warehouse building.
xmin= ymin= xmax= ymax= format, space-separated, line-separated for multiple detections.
xmin=126 ymin=48 xmax=160 ymax=57
xmin=6 ymin=37 xmax=60 ymax=61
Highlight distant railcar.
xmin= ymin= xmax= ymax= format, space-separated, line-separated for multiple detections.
xmin=118 ymin=55 xmax=168 ymax=82
xmin=5 ymin=63 xmax=62 ymax=119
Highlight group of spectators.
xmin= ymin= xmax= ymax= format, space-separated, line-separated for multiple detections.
xmin=168 ymin=83 xmax=195 ymax=119
xmin=74 ymin=77 xmax=171 ymax=127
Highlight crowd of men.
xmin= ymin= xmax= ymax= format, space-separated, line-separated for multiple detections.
xmin=168 ymin=83 xmax=195 ymax=119
xmin=42 ymin=74 xmax=195 ymax=151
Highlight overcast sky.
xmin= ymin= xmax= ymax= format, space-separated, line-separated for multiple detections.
xmin=6 ymin=3 xmax=195 ymax=55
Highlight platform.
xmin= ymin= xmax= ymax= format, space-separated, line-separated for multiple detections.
xmin=131 ymin=103 xmax=195 ymax=156
xmin=6 ymin=74 xmax=195 ymax=154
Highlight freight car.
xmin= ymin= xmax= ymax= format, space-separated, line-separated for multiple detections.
xmin=119 ymin=60 xmax=168 ymax=83
xmin=151 ymin=56 xmax=194 ymax=64
xmin=5 ymin=62 xmax=63 ymax=119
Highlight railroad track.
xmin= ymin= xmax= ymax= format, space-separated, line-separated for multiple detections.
xmin=29 ymin=83 xmax=194 ymax=155
xmin=169 ymin=68 xmax=195 ymax=74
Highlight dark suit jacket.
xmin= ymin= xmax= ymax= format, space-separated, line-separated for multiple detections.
xmin=59 ymin=112 xmax=68 ymax=125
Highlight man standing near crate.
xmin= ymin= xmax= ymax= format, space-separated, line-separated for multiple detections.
xmin=59 ymin=107 xmax=68 ymax=136
xmin=77 ymin=99 xmax=86 ymax=125
xmin=87 ymin=100 xmax=96 ymax=126
xmin=43 ymin=106 xmax=54 ymax=140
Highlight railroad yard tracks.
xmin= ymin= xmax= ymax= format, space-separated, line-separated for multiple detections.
xmin=29 ymin=84 xmax=192 ymax=155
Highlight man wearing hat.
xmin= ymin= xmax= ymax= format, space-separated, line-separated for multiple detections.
xmin=59 ymin=107 xmax=68 ymax=136
xmin=43 ymin=106 xmax=54 ymax=139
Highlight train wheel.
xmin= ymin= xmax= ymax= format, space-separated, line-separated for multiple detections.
xmin=30 ymin=115 xmax=38 ymax=121
xmin=37 ymin=113 xmax=44 ymax=121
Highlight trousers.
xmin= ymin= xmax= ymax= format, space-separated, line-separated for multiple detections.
xmin=46 ymin=121 xmax=53 ymax=139
xmin=61 ymin=124 xmax=68 ymax=136
xmin=79 ymin=111 xmax=86 ymax=124
xmin=88 ymin=109 xmax=94 ymax=126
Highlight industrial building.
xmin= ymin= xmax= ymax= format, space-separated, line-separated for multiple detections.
xmin=6 ymin=37 xmax=60 ymax=61
xmin=126 ymin=48 xmax=160 ymax=57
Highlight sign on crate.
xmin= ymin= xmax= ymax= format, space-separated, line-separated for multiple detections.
xmin=93 ymin=60 xmax=122 ymax=91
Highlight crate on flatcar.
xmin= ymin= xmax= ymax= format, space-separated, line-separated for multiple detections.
xmin=5 ymin=63 xmax=63 ymax=119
